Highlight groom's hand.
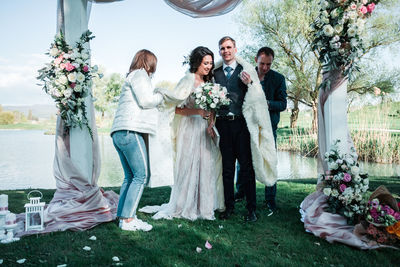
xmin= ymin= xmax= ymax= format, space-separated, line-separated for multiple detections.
xmin=240 ymin=71 xmax=253 ymax=85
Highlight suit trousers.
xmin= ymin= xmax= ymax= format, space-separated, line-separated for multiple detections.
xmin=216 ymin=117 xmax=256 ymax=212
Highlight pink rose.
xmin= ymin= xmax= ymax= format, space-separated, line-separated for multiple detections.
xmin=65 ymin=62 xmax=75 ymax=72
xmin=70 ymin=83 xmax=76 ymax=89
xmin=60 ymin=63 xmax=66 ymax=70
xmin=83 ymin=65 xmax=89 ymax=72
xmin=339 ymin=184 xmax=347 ymax=192
xmin=367 ymin=3 xmax=375 ymax=13
xmin=359 ymin=5 xmax=368 ymax=14
xmin=343 ymin=173 xmax=352 ymax=182
xmin=350 ymin=3 xmax=357 ymax=10
xmin=54 ymin=55 xmax=63 ymax=65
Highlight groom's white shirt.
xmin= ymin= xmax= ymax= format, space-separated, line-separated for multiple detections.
xmin=222 ymin=61 xmax=238 ymax=76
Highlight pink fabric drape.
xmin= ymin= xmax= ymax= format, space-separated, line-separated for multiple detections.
xmin=16 ymin=108 xmax=119 ymax=237
xmin=164 ymin=0 xmax=242 ymax=18
xmin=301 ymin=69 xmax=380 ymax=249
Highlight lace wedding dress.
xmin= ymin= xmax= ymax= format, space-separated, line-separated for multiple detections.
xmin=140 ymin=86 xmax=225 ymax=220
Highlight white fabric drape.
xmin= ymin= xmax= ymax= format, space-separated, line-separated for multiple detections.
xmin=164 ymin=0 xmax=242 ymax=17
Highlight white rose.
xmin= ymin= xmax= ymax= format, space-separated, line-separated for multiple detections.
xmin=323 ymin=187 xmax=332 ymax=196
xmin=50 ymin=47 xmax=59 ymax=57
xmin=347 ymin=27 xmax=357 ymax=37
xmin=350 ymin=166 xmax=360 ymax=175
xmin=334 ymin=25 xmax=343 ymax=34
xmin=58 ymin=75 xmax=68 ymax=85
xmin=331 ymin=189 xmax=339 ymax=197
xmin=329 ymin=162 xmax=339 ymax=170
xmin=76 ymin=72 xmax=85 ymax=83
xmin=74 ymin=84 xmax=82 ymax=92
xmin=196 ymin=93 xmax=202 ymax=98
xmin=81 ymin=53 xmax=89 ymax=60
xmin=348 ymin=11 xmax=357 ymax=20
xmin=64 ymin=88 xmax=73 ymax=98
xmin=339 ymin=48 xmax=345 ymax=54
xmin=363 ymin=178 xmax=369 ymax=185
xmin=331 ymin=9 xmax=338 ymax=18
xmin=213 ymin=98 xmax=219 ymax=104
xmin=210 ymin=103 xmax=216 ymax=109
xmin=323 ymin=25 xmax=334 ymax=37
xmin=67 ymin=72 xmax=77 ymax=83
xmin=72 ymin=63 xmax=80 ymax=69
xmin=322 ymin=10 xmax=329 ymax=17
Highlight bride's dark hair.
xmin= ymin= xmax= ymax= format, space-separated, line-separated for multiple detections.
xmin=189 ymin=46 xmax=214 ymax=82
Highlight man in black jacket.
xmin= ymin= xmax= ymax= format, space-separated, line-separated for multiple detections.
xmin=235 ymin=47 xmax=287 ymax=215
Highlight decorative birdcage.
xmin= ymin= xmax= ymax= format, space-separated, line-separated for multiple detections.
xmin=24 ymin=190 xmax=45 ymax=231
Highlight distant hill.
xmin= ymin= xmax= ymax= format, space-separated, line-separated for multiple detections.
xmin=2 ymin=104 xmax=57 ymax=119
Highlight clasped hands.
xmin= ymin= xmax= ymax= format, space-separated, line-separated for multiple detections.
xmin=200 ymin=110 xmax=216 ymax=139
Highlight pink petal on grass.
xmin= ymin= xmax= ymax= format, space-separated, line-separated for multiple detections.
xmin=205 ymin=240 xmax=212 ymax=249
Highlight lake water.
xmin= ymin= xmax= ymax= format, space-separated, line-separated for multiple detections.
xmin=0 ymin=130 xmax=399 ymax=190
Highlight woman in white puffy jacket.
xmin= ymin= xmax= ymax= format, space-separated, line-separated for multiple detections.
xmin=110 ymin=49 xmax=163 ymax=232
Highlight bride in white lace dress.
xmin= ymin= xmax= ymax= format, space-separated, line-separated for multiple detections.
xmin=140 ymin=46 xmax=225 ymax=220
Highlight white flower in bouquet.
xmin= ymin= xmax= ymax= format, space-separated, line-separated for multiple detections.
xmin=350 ymin=165 xmax=360 ymax=175
xmin=75 ymin=58 xmax=83 ymax=65
xmin=81 ymin=53 xmax=90 ymax=60
xmin=328 ymin=162 xmax=339 ymax=170
xmin=210 ymin=103 xmax=216 ymax=109
xmin=341 ymin=164 xmax=347 ymax=170
xmin=67 ymin=72 xmax=77 ymax=83
xmin=323 ymin=25 xmax=334 ymax=36
xmin=350 ymin=38 xmax=359 ymax=47
xmin=355 ymin=194 xmax=363 ymax=201
xmin=348 ymin=11 xmax=358 ymax=20
xmin=74 ymin=84 xmax=83 ymax=92
xmin=347 ymin=27 xmax=357 ymax=37
xmin=72 ymin=62 xmax=80 ymax=69
xmin=323 ymin=187 xmax=332 ymax=196
xmin=331 ymin=189 xmax=339 ymax=197
xmin=58 ymin=75 xmax=68 ymax=85
xmin=76 ymin=72 xmax=85 ymax=83
xmin=363 ymin=178 xmax=369 ymax=185
xmin=334 ymin=24 xmax=343 ymax=34
xmin=213 ymin=98 xmax=219 ymax=104
xmin=321 ymin=0 xmax=329 ymax=9
xmin=354 ymin=175 xmax=361 ymax=183
xmin=50 ymin=47 xmax=59 ymax=57
xmin=64 ymin=88 xmax=73 ymax=98
xmin=63 ymin=53 xmax=70 ymax=59
xmin=331 ymin=8 xmax=339 ymax=18
xmin=322 ymin=10 xmax=329 ymax=17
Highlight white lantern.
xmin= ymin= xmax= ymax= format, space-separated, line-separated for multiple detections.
xmin=24 ymin=190 xmax=45 ymax=231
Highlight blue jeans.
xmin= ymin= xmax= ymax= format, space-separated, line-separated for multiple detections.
xmin=112 ymin=130 xmax=149 ymax=218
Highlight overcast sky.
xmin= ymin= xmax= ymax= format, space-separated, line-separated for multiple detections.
xmin=0 ymin=1 xmax=240 ymax=105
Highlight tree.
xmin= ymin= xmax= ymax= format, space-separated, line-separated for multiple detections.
xmin=236 ymin=0 xmax=400 ymax=131
xmin=92 ymin=72 xmax=124 ymax=121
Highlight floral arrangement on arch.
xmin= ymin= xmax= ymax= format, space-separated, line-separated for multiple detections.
xmin=311 ymin=0 xmax=380 ymax=79
xmin=322 ymin=140 xmax=369 ymax=224
xmin=37 ymin=30 xmax=102 ymax=137
xmin=192 ymin=83 xmax=231 ymax=111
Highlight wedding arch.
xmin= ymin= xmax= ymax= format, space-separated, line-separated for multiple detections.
xmin=17 ymin=0 xmax=358 ymax=240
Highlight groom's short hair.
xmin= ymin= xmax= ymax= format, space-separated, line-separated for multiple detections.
xmin=218 ymin=36 xmax=236 ymax=48
xmin=257 ymin=47 xmax=275 ymax=59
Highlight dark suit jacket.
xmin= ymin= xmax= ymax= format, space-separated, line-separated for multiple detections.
xmin=260 ymin=69 xmax=287 ymax=140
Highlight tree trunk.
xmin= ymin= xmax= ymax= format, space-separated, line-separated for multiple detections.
xmin=290 ymin=100 xmax=299 ymax=128
xmin=311 ymin=102 xmax=318 ymax=133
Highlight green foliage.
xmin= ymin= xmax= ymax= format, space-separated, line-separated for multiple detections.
xmin=92 ymin=72 xmax=124 ymax=117
xmin=0 ymin=111 xmax=15 ymax=124
xmin=0 ymin=178 xmax=398 ymax=266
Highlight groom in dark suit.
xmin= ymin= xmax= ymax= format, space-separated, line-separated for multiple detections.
xmin=214 ymin=36 xmax=257 ymax=222
xmin=235 ymin=47 xmax=287 ymax=215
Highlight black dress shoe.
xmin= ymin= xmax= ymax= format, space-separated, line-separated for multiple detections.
xmin=219 ymin=209 xmax=234 ymax=220
xmin=234 ymin=192 xmax=245 ymax=202
xmin=244 ymin=211 xmax=257 ymax=222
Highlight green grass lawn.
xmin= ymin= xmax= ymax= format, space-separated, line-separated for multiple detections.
xmin=1 ymin=177 xmax=399 ymax=266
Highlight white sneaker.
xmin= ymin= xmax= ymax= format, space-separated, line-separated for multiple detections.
xmin=120 ymin=218 xmax=153 ymax=232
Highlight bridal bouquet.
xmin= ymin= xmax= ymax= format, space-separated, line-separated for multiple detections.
xmin=192 ymin=82 xmax=231 ymax=111
xmin=322 ymin=140 xmax=369 ymax=224
xmin=37 ymin=30 xmax=102 ymax=137
xmin=311 ymin=0 xmax=380 ymax=79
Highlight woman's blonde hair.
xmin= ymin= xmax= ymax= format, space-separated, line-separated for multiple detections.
xmin=128 ymin=49 xmax=157 ymax=76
